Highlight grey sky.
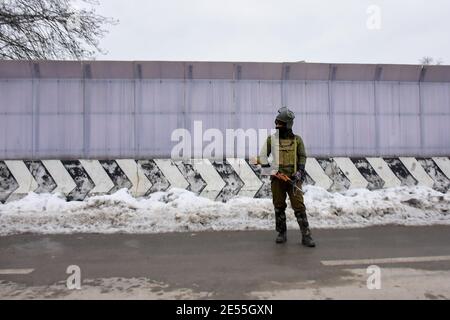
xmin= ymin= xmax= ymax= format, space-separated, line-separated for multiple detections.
xmin=92 ymin=0 xmax=449 ymax=64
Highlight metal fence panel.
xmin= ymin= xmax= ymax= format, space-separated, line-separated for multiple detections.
xmin=36 ymin=113 xmax=84 ymax=158
xmin=38 ymin=80 xmax=83 ymax=113
xmin=0 ymin=61 xmax=449 ymax=159
xmin=423 ymin=115 xmax=450 ymax=149
xmin=0 ymin=80 xmax=33 ymax=114
xmin=0 ymin=114 xmax=33 ymax=159
xmin=421 ymin=83 xmax=450 ymax=114
xmin=236 ymin=80 xmax=282 ymax=113
xmin=376 ymin=82 xmax=420 ymax=114
xmin=378 ymin=114 xmax=422 ymax=156
xmin=332 ymin=82 xmax=375 ymax=114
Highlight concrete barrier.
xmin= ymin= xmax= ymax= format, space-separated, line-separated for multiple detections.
xmin=1 ymin=157 xmax=449 ymax=203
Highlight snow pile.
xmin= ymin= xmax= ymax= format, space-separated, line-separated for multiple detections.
xmin=0 ymin=186 xmax=449 ymax=236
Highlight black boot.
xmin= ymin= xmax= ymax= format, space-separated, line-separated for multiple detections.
xmin=295 ymin=210 xmax=316 ymax=248
xmin=302 ymin=233 xmax=316 ymax=247
xmin=276 ymin=231 xmax=287 ymax=243
xmin=275 ymin=208 xmax=287 ymax=244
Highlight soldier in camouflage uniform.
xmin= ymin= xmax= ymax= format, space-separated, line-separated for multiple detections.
xmin=258 ymin=107 xmax=315 ymax=247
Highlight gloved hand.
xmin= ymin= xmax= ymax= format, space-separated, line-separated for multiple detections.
xmin=293 ymin=169 xmax=306 ymax=183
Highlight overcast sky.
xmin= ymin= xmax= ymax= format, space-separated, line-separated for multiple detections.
xmin=91 ymin=0 xmax=449 ymax=64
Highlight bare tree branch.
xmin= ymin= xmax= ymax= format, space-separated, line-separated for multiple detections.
xmin=420 ymin=56 xmax=444 ymax=66
xmin=0 ymin=0 xmax=117 ymax=60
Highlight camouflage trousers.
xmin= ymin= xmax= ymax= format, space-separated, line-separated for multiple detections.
xmin=271 ymin=177 xmax=312 ymax=236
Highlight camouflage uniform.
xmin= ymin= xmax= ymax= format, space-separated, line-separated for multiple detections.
xmin=258 ymin=108 xmax=315 ymax=246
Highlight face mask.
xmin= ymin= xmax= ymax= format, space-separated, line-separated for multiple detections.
xmin=278 ymin=126 xmax=289 ymax=138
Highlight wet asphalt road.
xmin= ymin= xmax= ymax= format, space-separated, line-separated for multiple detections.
xmin=1 ymin=226 xmax=450 ymax=299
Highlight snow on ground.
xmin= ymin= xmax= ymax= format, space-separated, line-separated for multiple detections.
xmin=0 ymin=186 xmax=449 ymax=236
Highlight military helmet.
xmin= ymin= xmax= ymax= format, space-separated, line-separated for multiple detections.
xmin=275 ymin=106 xmax=295 ymax=129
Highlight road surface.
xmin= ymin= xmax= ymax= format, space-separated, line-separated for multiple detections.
xmin=1 ymin=226 xmax=450 ymax=299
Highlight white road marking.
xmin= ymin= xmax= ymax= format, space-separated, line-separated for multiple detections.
xmin=226 ymin=158 xmax=262 ymax=198
xmin=4 ymin=160 xmax=38 ymax=195
xmin=366 ymin=157 xmax=402 ymax=188
xmin=153 ymin=159 xmax=189 ymax=190
xmin=192 ymin=159 xmax=225 ymax=200
xmin=116 ymin=159 xmax=153 ymax=197
xmin=321 ymin=255 xmax=450 ymax=266
xmin=305 ymin=158 xmax=333 ymax=190
xmin=432 ymin=157 xmax=450 ymax=180
xmin=333 ymin=157 xmax=369 ymax=189
xmin=0 ymin=269 xmax=34 ymax=275
xmin=79 ymin=160 xmax=114 ymax=195
xmin=399 ymin=157 xmax=434 ymax=188
xmin=42 ymin=160 xmax=77 ymax=195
